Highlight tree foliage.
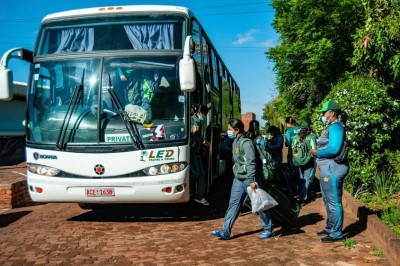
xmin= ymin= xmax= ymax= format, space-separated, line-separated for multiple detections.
xmin=266 ymin=0 xmax=364 ymax=117
xmin=351 ymin=0 xmax=400 ymax=93
xmin=312 ymin=76 xmax=399 ymax=156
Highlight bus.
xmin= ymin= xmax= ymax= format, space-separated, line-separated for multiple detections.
xmin=0 ymin=5 xmax=241 ymax=207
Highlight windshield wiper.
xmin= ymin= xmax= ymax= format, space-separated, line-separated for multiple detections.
xmin=56 ymin=69 xmax=85 ymax=150
xmin=107 ymin=74 xmax=144 ymax=150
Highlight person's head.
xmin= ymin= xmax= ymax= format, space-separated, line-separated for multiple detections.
xmin=285 ymin=117 xmax=297 ymax=128
xmin=266 ymin=125 xmax=277 ymax=140
xmin=247 ymin=120 xmax=261 ymax=138
xmin=317 ymin=100 xmax=341 ymax=125
xmin=227 ymin=118 xmax=244 ymax=139
xmin=192 ymin=104 xmax=209 ymax=121
xmin=299 ymin=121 xmax=310 ymax=139
xmin=142 ymin=69 xmax=153 ymax=80
xmin=267 ymin=125 xmax=277 ymax=135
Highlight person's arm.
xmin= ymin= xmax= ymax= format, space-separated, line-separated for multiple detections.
xmin=117 ymin=68 xmax=127 ymax=81
xmin=277 ymin=135 xmax=284 ymax=149
xmin=285 ymin=130 xmax=291 ymax=147
xmin=316 ymin=123 xmax=344 ymax=158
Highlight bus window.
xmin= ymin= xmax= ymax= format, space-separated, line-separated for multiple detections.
xmin=37 ymin=16 xmax=184 ymax=55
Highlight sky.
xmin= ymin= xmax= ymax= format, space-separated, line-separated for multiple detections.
xmin=0 ymin=0 xmax=278 ymax=124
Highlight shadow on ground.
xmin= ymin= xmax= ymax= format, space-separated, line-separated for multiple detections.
xmin=0 ymin=211 xmax=31 ymax=227
xmin=68 ymin=172 xmax=232 ymax=223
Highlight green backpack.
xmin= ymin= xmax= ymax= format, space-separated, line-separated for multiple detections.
xmin=239 ymin=138 xmax=276 ymax=184
xmin=291 ymin=134 xmax=314 ymax=166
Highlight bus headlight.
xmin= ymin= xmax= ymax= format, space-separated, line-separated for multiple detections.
xmin=142 ymin=162 xmax=187 ymax=176
xmin=27 ymin=163 xmax=60 ymax=176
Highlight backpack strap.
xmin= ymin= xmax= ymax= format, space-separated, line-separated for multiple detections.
xmin=238 ymin=137 xmax=253 ymax=156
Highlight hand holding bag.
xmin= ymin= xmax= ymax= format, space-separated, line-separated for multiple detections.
xmin=247 ymin=186 xmax=278 ymax=213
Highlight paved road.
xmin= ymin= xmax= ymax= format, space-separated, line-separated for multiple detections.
xmin=0 ymin=176 xmax=390 ymax=265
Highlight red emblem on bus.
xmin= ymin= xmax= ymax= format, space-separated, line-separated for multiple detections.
xmin=94 ymin=164 xmax=105 ymax=175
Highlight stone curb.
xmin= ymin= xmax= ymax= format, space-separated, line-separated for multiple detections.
xmin=343 ymin=190 xmax=399 ymax=266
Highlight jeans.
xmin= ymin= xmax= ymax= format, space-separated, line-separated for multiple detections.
xmin=220 ymin=177 xmax=272 ymax=237
xmin=318 ymin=160 xmax=349 ymax=239
xmin=142 ymin=98 xmax=152 ymax=121
xmin=297 ymin=162 xmax=315 ymax=201
xmin=190 ymin=150 xmax=206 ymax=200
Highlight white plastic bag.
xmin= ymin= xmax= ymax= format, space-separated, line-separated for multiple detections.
xmin=246 ymin=187 xmax=278 ymax=213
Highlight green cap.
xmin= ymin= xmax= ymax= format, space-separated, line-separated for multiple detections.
xmin=300 ymin=121 xmax=309 ymax=128
xmin=317 ymin=100 xmax=341 ymax=113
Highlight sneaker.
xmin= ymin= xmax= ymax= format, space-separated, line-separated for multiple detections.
xmin=194 ymin=198 xmax=210 ymax=206
xmin=211 ymin=230 xmax=229 ymax=240
xmin=316 ymin=230 xmax=329 ymax=236
xmin=320 ymin=236 xmax=343 ymax=243
xmin=259 ymin=232 xmax=275 ymax=239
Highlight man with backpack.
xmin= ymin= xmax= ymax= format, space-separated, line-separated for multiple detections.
xmin=291 ymin=121 xmax=317 ymax=203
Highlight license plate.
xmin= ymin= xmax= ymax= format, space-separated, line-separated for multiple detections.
xmin=85 ymin=188 xmax=115 ymax=197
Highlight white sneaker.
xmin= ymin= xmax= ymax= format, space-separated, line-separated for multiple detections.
xmin=194 ymin=198 xmax=210 ymax=206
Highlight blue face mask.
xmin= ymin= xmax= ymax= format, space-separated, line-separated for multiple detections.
xmin=227 ymin=130 xmax=236 ymax=139
xmin=198 ymin=115 xmax=204 ymax=121
xmin=321 ymin=117 xmax=329 ymax=125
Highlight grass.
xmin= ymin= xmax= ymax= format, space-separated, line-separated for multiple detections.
xmin=343 ymin=238 xmax=357 ymax=249
xmin=371 ymin=247 xmax=382 ymax=257
xmin=380 ymin=205 xmax=400 ymax=237
xmin=374 ymin=171 xmax=396 ymax=202
xmin=357 ymin=171 xmax=400 ymax=237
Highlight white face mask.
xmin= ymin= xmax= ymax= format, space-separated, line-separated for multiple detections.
xmin=227 ymin=130 xmax=236 ymax=139
xmin=321 ymin=116 xmax=329 ymax=125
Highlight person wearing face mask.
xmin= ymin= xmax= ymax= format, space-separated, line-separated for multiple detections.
xmin=190 ymin=104 xmax=210 ymax=206
xmin=211 ymin=118 xmax=274 ymax=240
xmin=246 ymin=120 xmax=266 ymax=150
xmin=311 ymin=100 xmax=349 ymax=243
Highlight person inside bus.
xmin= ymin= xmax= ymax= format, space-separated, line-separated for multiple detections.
xmin=190 ymin=104 xmax=210 ymax=206
xmin=120 ymin=68 xmax=161 ymax=127
xmin=211 ymin=118 xmax=274 ymax=240
xmin=118 ymin=67 xmax=142 ymax=106
xmin=140 ymin=69 xmax=161 ymax=127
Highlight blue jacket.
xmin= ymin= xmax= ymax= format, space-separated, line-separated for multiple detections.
xmin=316 ymin=121 xmax=345 ymax=159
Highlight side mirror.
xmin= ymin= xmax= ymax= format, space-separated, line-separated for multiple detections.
xmin=0 ymin=68 xmax=14 ymax=100
xmin=179 ymin=36 xmax=196 ymax=92
xmin=0 ymin=47 xmax=32 ymax=101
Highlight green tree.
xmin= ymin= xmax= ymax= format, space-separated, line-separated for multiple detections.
xmin=351 ymin=0 xmax=400 ymax=95
xmin=267 ymin=0 xmax=364 ymax=116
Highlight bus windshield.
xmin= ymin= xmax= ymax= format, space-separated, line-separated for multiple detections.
xmin=27 ymin=55 xmax=187 ymax=145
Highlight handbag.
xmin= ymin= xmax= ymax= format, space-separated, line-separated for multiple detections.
xmin=246 ymin=187 xmax=278 ymax=213
xmin=333 ymin=141 xmax=349 ymax=163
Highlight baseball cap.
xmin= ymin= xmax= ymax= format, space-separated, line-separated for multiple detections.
xmin=317 ymin=100 xmax=341 ymax=113
xmin=300 ymin=121 xmax=309 ymax=128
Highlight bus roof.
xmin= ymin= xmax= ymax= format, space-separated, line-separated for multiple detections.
xmin=42 ymin=5 xmax=192 ymax=22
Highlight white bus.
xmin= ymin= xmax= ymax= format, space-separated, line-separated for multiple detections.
xmin=0 ymin=5 xmax=241 ymax=207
